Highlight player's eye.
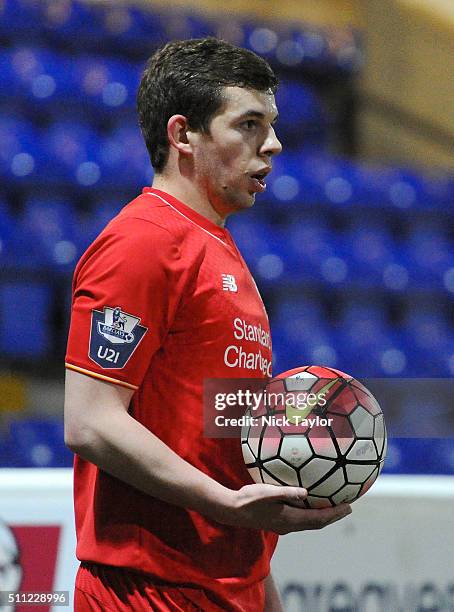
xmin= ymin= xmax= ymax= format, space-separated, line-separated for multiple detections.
xmin=242 ymin=119 xmax=258 ymax=130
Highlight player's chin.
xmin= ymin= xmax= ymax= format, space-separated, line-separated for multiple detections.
xmin=246 ymin=193 xmax=257 ymax=207
xmin=230 ymin=192 xmax=256 ymax=212
xmin=243 ymin=191 xmax=257 ymax=207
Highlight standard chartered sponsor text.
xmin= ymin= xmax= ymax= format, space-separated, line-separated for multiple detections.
xmin=223 ymin=317 xmax=272 ymax=376
xmin=233 ymin=317 xmax=271 ymax=347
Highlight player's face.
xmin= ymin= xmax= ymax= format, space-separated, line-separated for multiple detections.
xmin=191 ymin=86 xmax=282 ymax=216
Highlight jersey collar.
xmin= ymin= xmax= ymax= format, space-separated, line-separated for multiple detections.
xmin=142 ymin=187 xmax=230 ymax=242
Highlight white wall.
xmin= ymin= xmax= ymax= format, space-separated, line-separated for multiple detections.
xmin=272 ymin=476 xmax=454 ymax=611
xmin=0 ymin=471 xmax=453 ymax=612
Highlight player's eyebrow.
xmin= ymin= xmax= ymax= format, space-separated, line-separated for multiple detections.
xmin=236 ymin=110 xmax=279 ymax=124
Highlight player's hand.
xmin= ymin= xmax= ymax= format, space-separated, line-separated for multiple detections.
xmin=223 ymin=483 xmax=352 ymax=535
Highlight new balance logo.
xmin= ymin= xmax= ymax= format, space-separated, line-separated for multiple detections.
xmin=222 ymin=274 xmax=238 ymax=292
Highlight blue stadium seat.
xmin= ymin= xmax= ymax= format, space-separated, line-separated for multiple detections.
xmin=0 ymin=429 xmax=20 ymax=467
xmin=0 ymin=46 xmax=142 ymax=116
xmin=288 ymin=153 xmax=358 ymax=207
xmin=272 ymin=298 xmax=339 ymax=374
xmin=270 ymin=152 xmax=359 ymax=211
xmin=115 ymin=5 xmax=204 ymax=48
xmin=404 ymin=310 xmax=451 ymax=353
xmin=0 ymin=115 xmax=42 ymax=182
xmin=0 ymin=282 xmax=52 ymax=357
xmin=431 ymin=439 xmax=454 ymax=474
xmin=81 ymin=198 xmax=125 ymax=247
xmin=382 ymin=439 xmax=454 ymax=474
xmin=394 ymin=386 xmax=451 ymax=437
xmin=184 ymin=13 xmax=218 ymax=39
xmin=41 ymin=1 xmax=168 ymax=48
xmin=41 ymin=0 xmax=113 ymax=42
xmin=40 ymin=120 xmax=100 ymax=185
xmin=381 ymin=439 xmax=418 ymax=474
xmin=272 ymin=330 xmax=339 ymax=376
xmin=70 ymin=55 xmax=139 ymax=112
xmin=243 ymin=20 xmax=359 ymax=73
xmin=293 ymin=28 xmax=330 ymax=67
xmin=0 ymin=0 xmax=42 ymax=39
xmin=405 ymin=221 xmax=453 ymax=287
xmin=270 ymin=32 xmax=306 ymax=70
xmin=262 ymin=151 xmax=304 ymax=207
xmin=0 ymin=200 xmax=17 ymax=266
xmin=0 ymin=46 xmax=72 ymax=106
xmin=285 ymin=216 xmax=347 ymax=285
xmin=335 ymin=303 xmax=409 ymax=376
xmin=8 ymin=418 xmax=72 ymax=468
xmin=18 ymin=198 xmax=81 ymax=269
xmin=385 ymin=168 xmax=425 ymax=209
xmin=227 ymin=215 xmax=287 ymax=285
xmin=100 ymin=5 xmax=167 ymax=47
xmin=242 ymin=22 xmax=280 ymax=61
xmin=275 ymin=80 xmax=327 ymax=147
xmin=353 ymin=164 xmax=437 ymax=211
xmin=401 ymin=310 xmax=453 ymax=376
xmin=420 ymin=173 xmax=453 ymax=211
xmin=342 ymin=222 xmax=407 ymax=289
xmin=97 ymin=124 xmax=151 ymax=187
xmin=271 ymin=332 xmax=304 ymax=375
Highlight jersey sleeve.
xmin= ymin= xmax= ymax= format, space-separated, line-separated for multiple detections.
xmin=65 ymin=218 xmax=185 ymax=390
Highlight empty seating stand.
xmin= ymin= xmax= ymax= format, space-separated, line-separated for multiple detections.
xmin=0 ymin=0 xmax=452 ymax=472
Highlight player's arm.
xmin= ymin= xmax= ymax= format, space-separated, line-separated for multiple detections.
xmin=264 ymin=574 xmax=284 ymax=612
xmin=65 ymin=369 xmax=232 ymax=517
xmin=65 ymin=369 xmax=351 ymax=534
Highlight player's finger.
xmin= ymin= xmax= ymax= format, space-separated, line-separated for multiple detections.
xmin=311 ymin=503 xmax=352 ymax=521
xmin=323 ymin=503 xmax=352 ymax=525
xmin=321 ymin=502 xmax=351 ymax=515
xmin=274 ymin=486 xmax=308 ymax=505
xmin=303 ymin=503 xmax=352 ymax=529
xmin=258 ymin=484 xmax=308 ymax=504
xmin=281 ymin=502 xmax=351 ymax=531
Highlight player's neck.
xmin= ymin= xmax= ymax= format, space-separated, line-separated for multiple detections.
xmin=152 ymin=174 xmax=227 ymax=227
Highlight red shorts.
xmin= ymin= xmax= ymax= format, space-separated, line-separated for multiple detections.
xmin=74 ymin=563 xmax=265 ymax=612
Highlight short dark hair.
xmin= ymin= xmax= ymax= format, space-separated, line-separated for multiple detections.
xmin=137 ymin=37 xmax=278 ymax=173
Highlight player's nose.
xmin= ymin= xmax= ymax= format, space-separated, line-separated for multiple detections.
xmin=261 ymin=125 xmax=282 ymax=157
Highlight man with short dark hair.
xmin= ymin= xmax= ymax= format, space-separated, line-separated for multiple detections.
xmin=65 ymin=38 xmax=351 ymax=611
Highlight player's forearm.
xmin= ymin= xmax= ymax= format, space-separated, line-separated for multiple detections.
xmin=264 ymin=574 xmax=284 ymax=612
xmin=67 ymin=406 xmax=235 ymax=522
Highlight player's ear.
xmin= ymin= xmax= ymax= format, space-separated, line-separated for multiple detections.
xmin=167 ymin=115 xmax=193 ymax=156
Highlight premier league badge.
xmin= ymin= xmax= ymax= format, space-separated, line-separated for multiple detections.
xmin=89 ymin=306 xmax=148 ymax=368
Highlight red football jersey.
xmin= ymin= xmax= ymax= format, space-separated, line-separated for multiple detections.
xmin=65 ymin=188 xmax=277 ymax=610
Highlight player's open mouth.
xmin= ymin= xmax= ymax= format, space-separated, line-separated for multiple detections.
xmin=249 ymin=169 xmax=270 ymax=193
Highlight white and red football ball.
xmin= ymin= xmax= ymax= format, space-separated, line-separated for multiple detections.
xmin=241 ymin=365 xmax=387 ymax=508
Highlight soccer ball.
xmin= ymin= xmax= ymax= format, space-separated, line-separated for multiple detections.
xmin=241 ymin=365 xmax=387 ymax=508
